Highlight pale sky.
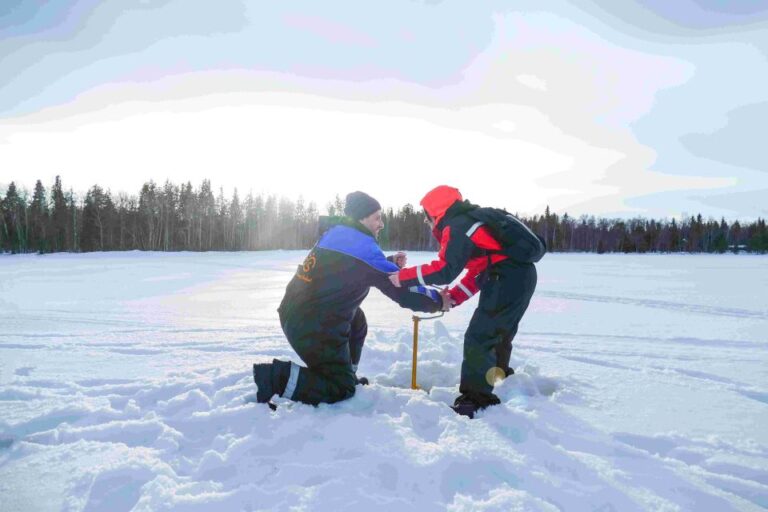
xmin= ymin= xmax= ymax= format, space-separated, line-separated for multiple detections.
xmin=1 ymin=0 xmax=767 ymax=219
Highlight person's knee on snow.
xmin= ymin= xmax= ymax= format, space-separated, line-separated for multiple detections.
xmin=286 ymin=362 xmax=357 ymax=405
xmin=325 ymin=376 xmax=357 ymax=404
xmin=301 ymin=368 xmax=356 ymax=405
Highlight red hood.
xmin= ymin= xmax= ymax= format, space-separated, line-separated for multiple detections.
xmin=420 ymin=185 xmax=462 ymax=225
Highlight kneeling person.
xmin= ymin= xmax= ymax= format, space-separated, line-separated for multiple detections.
xmin=253 ymin=191 xmax=448 ymax=408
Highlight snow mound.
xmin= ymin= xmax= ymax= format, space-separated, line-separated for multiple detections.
xmin=2 ymin=347 xmax=763 ymax=510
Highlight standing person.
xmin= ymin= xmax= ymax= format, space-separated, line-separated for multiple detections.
xmin=390 ymin=185 xmax=545 ymax=418
xmin=253 ymin=191 xmax=449 ymax=409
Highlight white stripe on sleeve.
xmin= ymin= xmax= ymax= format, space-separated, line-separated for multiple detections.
xmin=457 ymin=282 xmax=473 ymax=298
xmin=466 ymin=221 xmax=484 ymax=238
xmin=416 ymin=265 xmax=427 ymax=286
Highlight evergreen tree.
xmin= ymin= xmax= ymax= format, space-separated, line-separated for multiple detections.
xmin=243 ymin=191 xmax=257 ymax=250
xmin=731 ymin=221 xmax=742 ymax=253
xmin=2 ymin=182 xmax=26 ymax=253
xmin=230 ymin=188 xmax=242 ymax=250
xmin=327 ymin=194 xmax=345 ymax=217
xmin=277 ymin=197 xmax=296 ymax=249
xmin=139 ymin=181 xmax=159 ymax=250
xmin=305 ymin=200 xmax=319 ymax=245
xmin=179 ymin=182 xmax=195 ymax=250
xmin=263 ymin=195 xmax=277 ymax=247
xmin=669 ymin=218 xmax=680 ymax=252
xmin=749 ymin=218 xmax=768 ymax=253
xmin=50 ymin=176 xmax=68 ymax=251
xmin=215 ymin=187 xmax=228 ymax=249
xmin=81 ymin=185 xmax=115 ymax=251
xmin=30 ymin=180 xmax=48 ymax=253
xmin=66 ymin=188 xmax=80 ymax=252
xmin=0 ymin=184 xmax=7 ymax=251
xmin=198 ymin=180 xmax=215 ymax=250
xmin=5 ymin=176 xmax=768 ymax=255
xmin=161 ymin=181 xmax=178 ymax=251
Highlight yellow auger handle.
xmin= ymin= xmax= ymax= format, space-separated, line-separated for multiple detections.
xmin=411 ymin=316 xmax=420 ymax=390
xmin=410 ymin=311 xmax=443 ymax=391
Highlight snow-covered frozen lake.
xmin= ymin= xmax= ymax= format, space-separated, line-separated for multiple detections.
xmin=1 ymin=251 xmax=766 ymax=511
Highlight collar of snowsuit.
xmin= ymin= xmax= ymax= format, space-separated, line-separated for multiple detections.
xmin=317 ymin=224 xmax=399 ymax=274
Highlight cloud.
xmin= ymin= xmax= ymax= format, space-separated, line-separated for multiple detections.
xmin=0 ymin=90 xmax=578 ymax=214
xmin=283 ymin=14 xmax=377 ymax=48
xmin=0 ymin=0 xmax=494 ymax=117
xmin=575 ymin=0 xmax=768 ymax=37
xmin=629 ymin=0 xmax=768 ymax=30
xmin=2 ymin=1 xmax=767 ymax=219
xmin=680 ymin=102 xmax=768 ymax=172
xmin=0 ymin=0 xmax=248 ymax=117
xmin=516 ymin=74 xmax=547 ymax=92
xmin=694 ymin=188 xmax=768 ymax=217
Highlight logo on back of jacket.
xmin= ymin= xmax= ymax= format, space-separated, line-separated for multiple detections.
xmin=296 ymin=251 xmax=317 ymax=283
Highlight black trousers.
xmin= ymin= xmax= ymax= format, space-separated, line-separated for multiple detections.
xmin=459 ymin=261 xmax=537 ymax=399
xmin=279 ymin=308 xmax=368 ymax=405
xmin=349 ymin=308 xmax=368 ymax=371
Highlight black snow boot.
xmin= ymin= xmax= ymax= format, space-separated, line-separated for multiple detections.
xmin=451 ymin=392 xmax=501 ymax=419
xmin=504 ymin=367 xmax=515 ymax=378
xmin=253 ymin=359 xmax=291 ymax=410
xmin=355 ymin=375 xmax=369 ymax=386
xmin=253 ymin=363 xmax=275 ymax=404
xmin=271 ymin=358 xmax=291 ymax=395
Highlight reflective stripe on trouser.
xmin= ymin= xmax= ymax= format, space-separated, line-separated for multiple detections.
xmin=280 ymin=361 xmax=356 ymax=405
xmin=459 ymin=263 xmax=537 ymax=397
xmin=282 ymin=362 xmax=301 ymax=399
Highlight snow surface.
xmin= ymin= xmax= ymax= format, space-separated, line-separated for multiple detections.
xmin=0 ymin=251 xmax=766 ymax=511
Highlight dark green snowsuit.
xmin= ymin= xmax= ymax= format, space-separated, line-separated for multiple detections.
xmin=277 ymin=219 xmax=441 ymax=405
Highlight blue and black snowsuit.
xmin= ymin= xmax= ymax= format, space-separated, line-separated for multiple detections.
xmin=277 ymin=218 xmax=441 ymax=405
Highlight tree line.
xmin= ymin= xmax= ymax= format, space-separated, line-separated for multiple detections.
xmin=1 ymin=177 xmax=766 ymax=254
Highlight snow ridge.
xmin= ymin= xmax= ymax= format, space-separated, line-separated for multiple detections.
xmin=1 ymin=324 xmax=764 ymax=511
